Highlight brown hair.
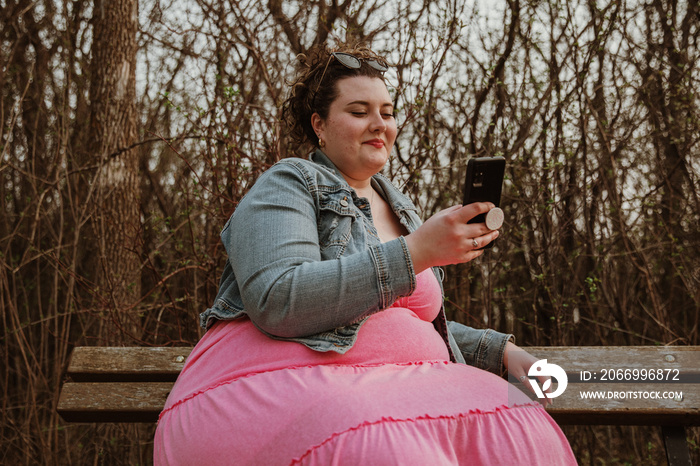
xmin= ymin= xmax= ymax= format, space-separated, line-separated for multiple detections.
xmin=281 ymin=44 xmax=389 ymax=148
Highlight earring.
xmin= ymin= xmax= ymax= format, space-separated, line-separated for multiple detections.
xmin=319 ymin=138 xmax=326 ymax=148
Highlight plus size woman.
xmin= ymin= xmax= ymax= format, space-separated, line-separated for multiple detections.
xmin=153 ymin=44 xmax=576 ymax=465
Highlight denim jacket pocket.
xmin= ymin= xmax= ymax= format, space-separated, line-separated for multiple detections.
xmin=318 ymin=190 xmax=360 ymax=260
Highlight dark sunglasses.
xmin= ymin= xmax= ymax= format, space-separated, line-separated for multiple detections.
xmin=313 ymin=52 xmax=389 ymax=107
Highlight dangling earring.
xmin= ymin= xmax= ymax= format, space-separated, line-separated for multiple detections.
xmin=319 ymin=138 xmax=326 ymax=148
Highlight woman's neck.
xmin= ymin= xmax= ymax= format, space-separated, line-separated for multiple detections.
xmin=353 ymin=185 xmax=375 ymax=201
xmin=339 ymin=173 xmax=374 ymax=200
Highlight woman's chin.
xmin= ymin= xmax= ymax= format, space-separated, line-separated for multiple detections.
xmin=363 ymin=148 xmax=390 ymax=168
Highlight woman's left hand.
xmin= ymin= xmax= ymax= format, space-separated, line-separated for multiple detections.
xmin=503 ymin=341 xmax=552 ymax=406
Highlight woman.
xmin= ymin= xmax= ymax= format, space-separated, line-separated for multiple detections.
xmin=154 ymin=45 xmax=576 ymax=465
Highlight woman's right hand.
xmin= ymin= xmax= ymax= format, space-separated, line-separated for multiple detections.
xmin=404 ymin=202 xmax=500 ymax=274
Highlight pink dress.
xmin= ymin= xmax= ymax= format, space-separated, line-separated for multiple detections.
xmin=154 ymin=270 xmax=576 ymax=465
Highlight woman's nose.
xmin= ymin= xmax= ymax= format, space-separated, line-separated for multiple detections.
xmin=368 ymin=111 xmax=386 ymax=132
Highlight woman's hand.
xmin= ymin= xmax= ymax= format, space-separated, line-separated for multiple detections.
xmin=404 ymin=202 xmax=500 ymax=274
xmin=503 ymin=341 xmax=552 ymax=406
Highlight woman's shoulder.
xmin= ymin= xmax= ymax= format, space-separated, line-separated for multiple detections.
xmin=240 ymin=155 xmax=348 ymax=205
xmin=271 ymin=154 xmax=348 ymax=189
xmin=250 ymin=157 xmax=318 ymax=189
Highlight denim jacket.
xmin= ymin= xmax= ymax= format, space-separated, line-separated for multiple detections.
xmin=200 ymin=150 xmax=513 ymax=374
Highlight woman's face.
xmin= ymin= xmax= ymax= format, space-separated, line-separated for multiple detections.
xmin=312 ymin=76 xmax=397 ymax=186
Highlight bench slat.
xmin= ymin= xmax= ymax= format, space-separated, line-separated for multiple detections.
xmin=57 ymin=382 xmax=173 ymax=423
xmin=526 ymin=346 xmax=700 ymax=375
xmin=65 ymin=346 xmax=700 ymax=383
xmin=57 ymin=381 xmax=700 ymax=425
xmin=66 ymin=346 xmax=191 ymax=382
xmin=58 ymin=346 xmax=700 ymax=425
xmin=57 ymin=382 xmax=700 ymax=425
xmin=542 ymin=383 xmax=700 ymax=425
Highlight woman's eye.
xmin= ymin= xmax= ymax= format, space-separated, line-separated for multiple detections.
xmin=351 ymin=112 xmax=367 ymax=116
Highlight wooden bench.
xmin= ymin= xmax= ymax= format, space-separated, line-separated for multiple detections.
xmin=58 ymin=346 xmax=699 ymax=465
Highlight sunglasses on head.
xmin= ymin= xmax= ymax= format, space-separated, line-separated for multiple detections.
xmin=313 ymin=52 xmax=389 ymax=108
xmin=331 ymin=52 xmax=389 ymax=73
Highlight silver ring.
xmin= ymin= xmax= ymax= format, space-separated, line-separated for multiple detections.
xmin=472 ymin=239 xmax=479 ymax=248
xmin=519 ymin=375 xmax=527 ymax=383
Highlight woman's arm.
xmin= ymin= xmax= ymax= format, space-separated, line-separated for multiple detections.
xmin=447 ymin=320 xmax=514 ymax=374
xmin=226 ymin=162 xmax=415 ymax=338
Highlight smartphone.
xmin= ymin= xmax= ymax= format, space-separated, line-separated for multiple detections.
xmin=462 ymin=156 xmax=506 ymax=248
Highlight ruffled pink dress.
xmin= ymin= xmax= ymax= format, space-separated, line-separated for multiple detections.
xmin=154 ymin=270 xmax=576 ymax=465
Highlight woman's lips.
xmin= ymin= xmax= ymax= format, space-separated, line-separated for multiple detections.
xmin=364 ymin=139 xmax=385 ymax=148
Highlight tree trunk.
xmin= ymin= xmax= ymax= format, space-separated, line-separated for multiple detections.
xmin=86 ymin=0 xmax=141 ymax=342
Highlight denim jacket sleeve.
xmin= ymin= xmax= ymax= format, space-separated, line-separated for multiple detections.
xmin=446 ymin=320 xmax=514 ymax=374
xmin=224 ymin=161 xmax=415 ymax=338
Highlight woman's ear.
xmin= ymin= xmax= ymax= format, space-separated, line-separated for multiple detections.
xmin=311 ymin=112 xmax=324 ymax=138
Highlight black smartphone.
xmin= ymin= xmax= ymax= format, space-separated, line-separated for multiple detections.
xmin=462 ymin=156 xmax=506 ymax=248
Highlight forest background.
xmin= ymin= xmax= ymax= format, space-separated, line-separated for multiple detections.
xmin=2 ymin=0 xmax=699 ymax=463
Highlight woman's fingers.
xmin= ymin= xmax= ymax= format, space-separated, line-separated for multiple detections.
xmin=455 ymin=202 xmax=495 ymax=223
xmin=472 ymin=229 xmax=500 ymax=250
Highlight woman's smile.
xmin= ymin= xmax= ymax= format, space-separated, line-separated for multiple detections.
xmin=364 ymin=138 xmax=386 ymax=148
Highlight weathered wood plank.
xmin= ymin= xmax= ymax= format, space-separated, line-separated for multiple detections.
xmin=526 ymin=346 xmax=700 ymax=376
xmin=58 ymin=346 xmax=700 ymax=425
xmin=57 ymin=381 xmax=700 ymax=425
xmin=58 ymin=382 xmax=700 ymax=425
xmin=66 ymin=346 xmax=700 ymax=382
xmin=536 ymin=383 xmax=700 ymax=425
xmin=516 ymin=347 xmax=700 ymax=425
xmin=57 ymin=382 xmax=173 ymax=423
xmin=66 ymin=346 xmax=191 ymax=382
